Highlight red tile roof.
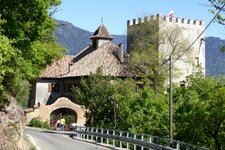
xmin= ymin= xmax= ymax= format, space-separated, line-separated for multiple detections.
xmin=40 ymin=55 xmax=74 ymax=78
xmin=40 ymin=24 xmax=130 ymax=78
xmin=40 ymin=42 xmax=130 ymax=78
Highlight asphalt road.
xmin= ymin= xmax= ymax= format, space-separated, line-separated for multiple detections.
xmin=26 ymin=127 xmax=113 ymax=150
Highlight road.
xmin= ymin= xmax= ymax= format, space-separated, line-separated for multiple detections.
xmin=26 ymin=127 xmax=113 ymax=150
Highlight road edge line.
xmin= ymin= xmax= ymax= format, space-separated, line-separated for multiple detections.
xmin=27 ymin=134 xmax=41 ymax=150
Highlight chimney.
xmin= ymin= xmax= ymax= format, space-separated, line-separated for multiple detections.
xmin=68 ymin=62 xmax=73 ymax=72
xmin=118 ymin=43 xmax=124 ymax=63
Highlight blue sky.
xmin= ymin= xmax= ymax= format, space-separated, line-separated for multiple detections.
xmin=53 ymin=0 xmax=225 ymax=39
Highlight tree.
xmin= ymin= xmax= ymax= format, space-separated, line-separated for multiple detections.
xmin=73 ymin=70 xmax=118 ymax=128
xmin=0 ymin=0 xmax=65 ymax=107
xmin=74 ymin=70 xmax=169 ymax=137
xmin=128 ymin=20 xmax=193 ymax=93
xmin=208 ymin=0 xmax=225 ymax=25
xmin=123 ymin=87 xmax=169 ymax=137
xmin=173 ymin=73 xmax=225 ymax=150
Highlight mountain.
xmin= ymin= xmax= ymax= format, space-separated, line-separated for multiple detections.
xmin=55 ymin=20 xmax=127 ymax=55
xmin=55 ymin=20 xmax=225 ymax=76
xmin=205 ymin=37 xmax=225 ymax=76
xmin=55 ymin=20 xmax=91 ymax=55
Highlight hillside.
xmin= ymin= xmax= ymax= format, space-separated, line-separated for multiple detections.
xmin=205 ymin=37 xmax=225 ymax=76
xmin=55 ymin=20 xmax=225 ymax=76
xmin=55 ymin=20 xmax=127 ymax=55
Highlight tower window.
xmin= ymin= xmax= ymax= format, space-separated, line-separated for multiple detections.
xmin=196 ymin=57 xmax=200 ymax=65
xmin=93 ymin=40 xmax=97 ymax=49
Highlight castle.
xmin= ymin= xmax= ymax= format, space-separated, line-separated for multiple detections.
xmin=25 ymin=14 xmax=205 ymax=126
xmin=127 ymin=14 xmax=205 ymax=82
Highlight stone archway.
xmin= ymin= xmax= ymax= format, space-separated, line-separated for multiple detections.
xmin=50 ymin=107 xmax=78 ymax=127
xmin=28 ymin=97 xmax=86 ymax=126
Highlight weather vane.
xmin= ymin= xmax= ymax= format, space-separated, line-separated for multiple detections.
xmin=101 ymin=18 xmax=103 ymax=23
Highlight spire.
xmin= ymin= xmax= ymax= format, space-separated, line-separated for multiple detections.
xmin=90 ymin=23 xmax=113 ymax=40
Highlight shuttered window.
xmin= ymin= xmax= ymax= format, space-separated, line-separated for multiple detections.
xmin=48 ymin=83 xmax=60 ymax=93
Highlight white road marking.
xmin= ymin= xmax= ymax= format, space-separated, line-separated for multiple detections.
xmin=27 ymin=134 xmax=41 ymax=150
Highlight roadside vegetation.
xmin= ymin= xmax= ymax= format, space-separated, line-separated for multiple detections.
xmin=29 ymin=118 xmax=52 ymax=130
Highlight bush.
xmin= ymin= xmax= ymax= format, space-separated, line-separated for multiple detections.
xmin=29 ymin=117 xmax=52 ymax=130
xmin=64 ymin=115 xmax=75 ymax=125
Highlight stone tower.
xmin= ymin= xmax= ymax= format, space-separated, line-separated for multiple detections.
xmin=127 ymin=14 xmax=205 ymax=82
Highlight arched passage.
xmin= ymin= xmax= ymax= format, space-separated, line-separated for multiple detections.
xmin=50 ymin=107 xmax=78 ymax=129
xmin=35 ymin=97 xmax=86 ymax=126
xmin=51 ymin=107 xmax=77 ymax=119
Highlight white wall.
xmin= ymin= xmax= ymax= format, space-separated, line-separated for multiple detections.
xmin=158 ymin=16 xmax=205 ymax=82
xmin=35 ymin=82 xmax=50 ymax=104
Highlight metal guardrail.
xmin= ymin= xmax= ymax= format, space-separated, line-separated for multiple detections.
xmin=75 ymin=126 xmax=209 ymax=150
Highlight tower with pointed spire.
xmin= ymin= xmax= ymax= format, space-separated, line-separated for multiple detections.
xmin=90 ymin=23 xmax=113 ymax=50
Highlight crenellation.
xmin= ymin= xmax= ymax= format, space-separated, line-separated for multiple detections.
xmin=187 ymin=19 xmax=190 ymax=24
xmin=133 ymin=19 xmax=136 ymax=25
xmin=127 ymin=14 xmax=204 ymax=26
xmin=181 ymin=18 xmax=185 ymax=23
xmin=169 ymin=16 xmax=172 ymax=22
xmin=163 ymin=16 xmax=166 ymax=21
xmin=156 ymin=13 xmax=160 ymax=20
xmin=144 ymin=16 xmax=149 ymax=22
xmin=150 ymin=15 xmax=154 ymax=21
xmin=193 ymin=20 xmax=196 ymax=25
xmin=138 ymin=18 xmax=142 ymax=24
xmin=127 ymin=20 xmax=131 ymax=26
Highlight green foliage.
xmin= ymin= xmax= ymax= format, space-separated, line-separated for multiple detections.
xmin=74 ymin=70 xmax=117 ymax=128
xmin=128 ymin=21 xmax=164 ymax=93
xmin=29 ymin=118 xmax=52 ymax=130
xmin=174 ymin=74 xmax=225 ymax=149
xmin=124 ymin=88 xmax=169 ymax=137
xmin=0 ymin=0 xmax=65 ymax=107
xmin=209 ymin=0 xmax=225 ymax=25
xmin=74 ymin=71 xmax=169 ymax=137
xmin=64 ymin=115 xmax=75 ymax=125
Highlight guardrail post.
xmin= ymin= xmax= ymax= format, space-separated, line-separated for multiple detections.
xmin=91 ymin=128 xmax=93 ymax=141
xmin=86 ymin=127 xmax=89 ymax=140
xmin=107 ymin=130 xmax=109 ymax=145
xmin=141 ymin=134 xmax=144 ymax=150
xmin=82 ymin=127 xmax=85 ymax=139
xmin=186 ymin=144 xmax=190 ymax=150
xmin=113 ymin=130 xmax=115 ymax=147
xmin=101 ymin=129 xmax=104 ymax=144
xmin=134 ymin=133 xmax=137 ymax=150
xmin=176 ymin=142 xmax=180 ymax=150
xmin=149 ymin=136 xmax=152 ymax=143
xmin=126 ymin=132 xmax=129 ymax=149
xmin=96 ymin=128 xmax=98 ymax=142
xmin=120 ymin=131 xmax=122 ymax=148
xmin=76 ymin=126 xmax=80 ymax=138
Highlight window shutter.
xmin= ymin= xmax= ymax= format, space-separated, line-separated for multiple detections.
xmin=48 ymin=83 xmax=52 ymax=92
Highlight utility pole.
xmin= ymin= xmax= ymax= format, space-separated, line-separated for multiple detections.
xmin=169 ymin=56 xmax=173 ymax=142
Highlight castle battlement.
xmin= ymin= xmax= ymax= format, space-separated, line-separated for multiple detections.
xmin=127 ymin=14 xmax=204 ymax=26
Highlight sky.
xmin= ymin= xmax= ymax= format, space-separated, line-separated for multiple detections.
xmin=53 ymin=0 xmax=225 ymax=39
